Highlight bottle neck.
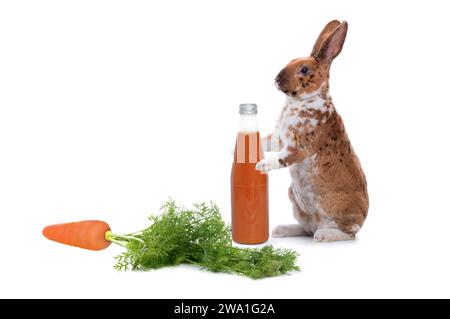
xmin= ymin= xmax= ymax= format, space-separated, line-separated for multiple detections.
xmin=238 ymin=114 xmax=259 ymax=132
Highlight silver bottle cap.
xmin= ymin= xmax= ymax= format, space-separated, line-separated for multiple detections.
xmin=239 ymin=103 xmax=258 ymax=115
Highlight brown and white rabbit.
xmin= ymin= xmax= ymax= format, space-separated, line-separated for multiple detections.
xmin=255 ymin=20 xmax=368 ymax=242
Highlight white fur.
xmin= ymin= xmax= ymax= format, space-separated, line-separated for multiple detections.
xmin=285 ymin=94 xmax=323 ymax=111
xmin=255 ymin=154 xmax=282 ymax=172
xmin=309 ymin=118 xmax=319 ymax=127
xmin=272 ymin=224 xmax=309 ymax=237
xmin=279 ymin=88 xmax=330 ymax=142
xmin=262 ymin=128 xmax=282 ymax=152
xmin=313 ymin=228 xmax=353 ymax=242
xmin=290 ymin=154 xmax=317 ymax=212
xmin=349 ymin=224 xmax=361 ymax=234
xmin=296 ymin=86 xmax=322 ymax=101
xmin=256 ymin=146 xmax=293 ymax=172
xmin=304 ymin=98 xmax=329 ymax=113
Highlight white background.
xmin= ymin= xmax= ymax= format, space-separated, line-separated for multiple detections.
xmin=1 ymin=0 xmax=449 ymax=299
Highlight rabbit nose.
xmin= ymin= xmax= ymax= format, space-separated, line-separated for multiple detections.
xmin=275 ymin=70 xmax=287 ymax=85
xmin=275 ymin=71 xmax=287 ymax=89
xmin=275 ymin=73 xmax=282 ymax=84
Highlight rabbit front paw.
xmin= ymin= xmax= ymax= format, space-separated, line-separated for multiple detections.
xmin=256 ymin=157 xmax=281 ymax=172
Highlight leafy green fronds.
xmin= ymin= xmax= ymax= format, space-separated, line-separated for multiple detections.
xmin=111 ymin=200 xmax=300 ymax=279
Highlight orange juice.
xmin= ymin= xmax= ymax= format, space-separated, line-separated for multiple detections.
xmin=231 ymin=104 xmax=269 ymax=244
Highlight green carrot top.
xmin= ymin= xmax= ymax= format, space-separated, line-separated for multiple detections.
xmin=108 ymin=200 xmax=300 ymax=279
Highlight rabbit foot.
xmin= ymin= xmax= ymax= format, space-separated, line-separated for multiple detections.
xmin=272 ymin=224 xmax=309 ymax=237
xmin=313 ymin=228 xmax=354 ymax=242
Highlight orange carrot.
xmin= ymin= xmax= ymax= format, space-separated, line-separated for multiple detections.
xmin=42 ymin=220 xmax=111 ymax=251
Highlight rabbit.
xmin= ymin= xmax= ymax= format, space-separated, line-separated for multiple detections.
xmin=255 ymin=20 xmax=368 ymax=242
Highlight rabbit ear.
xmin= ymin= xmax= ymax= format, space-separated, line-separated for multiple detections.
xmin=313 ymin=21 xmax=348 ymax=63
xmin=310 ymin=20 xmax=341 ymax=57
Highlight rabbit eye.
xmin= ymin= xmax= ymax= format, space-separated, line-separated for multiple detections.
xmin=299 ymin=67 xmax=309 ymax=75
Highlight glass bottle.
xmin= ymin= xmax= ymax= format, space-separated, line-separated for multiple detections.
xmin=231 ymin=104 xmax=269 ymax=244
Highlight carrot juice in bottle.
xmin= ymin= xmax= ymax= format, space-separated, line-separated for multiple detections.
xmin=231 ymin=103 xmax=269 ymax=244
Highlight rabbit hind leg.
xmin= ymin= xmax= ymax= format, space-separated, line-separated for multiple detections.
xmin=313 ymin=191 xmax=366 ymax=242
xmin=272 ymin=186 xmax=315 ymax=237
